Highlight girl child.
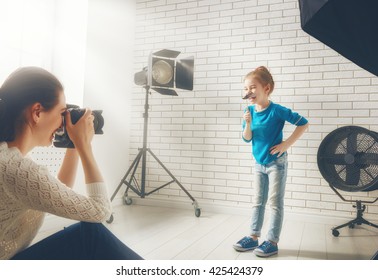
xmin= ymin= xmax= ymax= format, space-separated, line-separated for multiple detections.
xmin=233 ymin=66 xmax=309 ymax=257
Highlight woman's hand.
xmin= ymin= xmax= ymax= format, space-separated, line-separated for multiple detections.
xmin=65 ymin=109 xmax=94 ymax=150
xmin=64 ymin=108 xmax=103 ymax=184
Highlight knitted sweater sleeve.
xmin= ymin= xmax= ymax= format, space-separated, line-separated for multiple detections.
xmin=3 ymin=151 xmax=111 ymax=223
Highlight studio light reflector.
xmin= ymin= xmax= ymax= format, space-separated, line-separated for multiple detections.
xmin=151 ymin=59 xmax=174 ymax=87
xmin=134 ymin=49 xmax=194 ymax=95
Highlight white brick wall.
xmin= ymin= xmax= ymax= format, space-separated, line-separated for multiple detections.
xmin=128 ymin=0 xmax=378 ymax=219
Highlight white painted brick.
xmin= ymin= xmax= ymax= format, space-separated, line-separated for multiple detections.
xmin=130 ymin=0 xmax=378 ymax=217
xmin=353 ymin=118 xmax=378 ymax=125
xmin=203 ymin=192 xmax=227 ymax=200
xmin=353 ymin=101 xmax=378 ymax=109
xmin=306 ymin=200 xmax=336 ymax=211
xmin=203 ymin=164 xmax=226 ymax=173
xmin=227 ymin=194 xmax=251 ymax=203
xmin=176 ymin=1 xmax=198 ymax=9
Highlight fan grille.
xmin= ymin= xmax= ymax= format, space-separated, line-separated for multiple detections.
xmin=317 ymin=126 xmax=378 ymax=192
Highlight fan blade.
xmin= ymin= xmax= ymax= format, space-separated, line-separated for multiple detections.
xmin=359 ymin=153 xmax=378 ymax=165
xmin=346 ymin=131 xmax=358 ymax=155
xmin=345 ymin=164 xmax=361 ymax=186
xmin=321 ymin=154 xmax=347 ymax=165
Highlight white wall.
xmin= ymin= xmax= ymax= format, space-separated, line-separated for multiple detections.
xmin=0 ymin=0 xmax=55 ymax=82
xmin=129 ymin=0 xmax=378 ymax=219
xmin=0 ymin=0 xmax=136 ymax=198
xmin=51 ymin=0 xmax=136 ymax=196
xmin=52 ymin=0 xmax=88 ymax=106
xmin=84 ymin=0 xmax=136 ymax=196
xmin=0 ymin=0 xmax=63 ymax=176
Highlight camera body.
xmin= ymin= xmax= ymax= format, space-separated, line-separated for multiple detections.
xmin=53 ymin=104 xmax=104 ymax=148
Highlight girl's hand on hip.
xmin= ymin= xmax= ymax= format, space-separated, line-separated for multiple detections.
xmin=270 ymin=141 xmax=289 ymax=157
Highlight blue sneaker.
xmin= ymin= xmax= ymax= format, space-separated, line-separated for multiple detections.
xmin=254 ymin=241 xmax=278 ymax=257
xmin=233 ymin=236 xmax=259 ymax=252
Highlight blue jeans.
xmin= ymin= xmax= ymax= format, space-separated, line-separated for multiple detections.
xmin=250 ymin=153 xmax=288 ymax=243
xmin=11 ymin=222 xmax=143 ymax=260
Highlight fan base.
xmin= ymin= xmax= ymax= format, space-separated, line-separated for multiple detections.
xmin=331 ymin=200 xmax=378 ymax=237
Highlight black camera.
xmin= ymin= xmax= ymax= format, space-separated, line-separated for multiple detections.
xmin=53 ymin=104 xmax=104 ymax=148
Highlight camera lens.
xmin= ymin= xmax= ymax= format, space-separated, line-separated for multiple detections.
xmin=69 ymin=108 xmax=104 ymax=134
xmin=92 ymin=110 xmax=104 ymax=134
xmin=53 ymin=105 xmax=104 ymax=148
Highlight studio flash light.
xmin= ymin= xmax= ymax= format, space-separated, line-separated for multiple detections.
xmin=108 ymin=49 xmax=200 ymax=223
xmin=134 ymin=49 xmax=194 ymax=96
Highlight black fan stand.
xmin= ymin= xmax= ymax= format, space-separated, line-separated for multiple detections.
xmin=329 ymin=184 xmax=378 ymax=237
xmin=106 ymin=86 xmax=201 ymax=223
xmin=372 ymin=250 xmax=378 ymax=260
xmin=317 ymin=126 xmax=378 ymax=239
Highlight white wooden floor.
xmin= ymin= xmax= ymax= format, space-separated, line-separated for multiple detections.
xmin=35 ymin=203 xmax=378 ymax=260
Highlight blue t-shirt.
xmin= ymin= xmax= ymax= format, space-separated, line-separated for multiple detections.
xmin=242 ymin=101 xmax=308 ymax=165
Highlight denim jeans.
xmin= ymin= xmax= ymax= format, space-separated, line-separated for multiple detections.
xmin=250 ymin=153 xmax=288 ymax=243
xmin=11 ymin=222 xmax=143 ymax=260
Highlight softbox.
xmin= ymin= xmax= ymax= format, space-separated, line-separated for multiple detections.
xmin=298 ymin=0 xmax=378 ymax=76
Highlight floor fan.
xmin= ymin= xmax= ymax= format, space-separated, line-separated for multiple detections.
xmin=317 ymin=126 xmax=378 ymax=237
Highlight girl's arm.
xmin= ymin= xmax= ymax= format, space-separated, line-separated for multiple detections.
xmin=242 ymin=109 xmax=252 ymax=141
xmin=270 ymin=122 xmax=309 ymax=157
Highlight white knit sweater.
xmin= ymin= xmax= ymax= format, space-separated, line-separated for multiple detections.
xmin=0 ymin=142 xmax=111 ymax=259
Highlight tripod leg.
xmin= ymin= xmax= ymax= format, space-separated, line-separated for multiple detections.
xmin=146 ymin=149 xmax=201 ymax=217
xmin=147 ymin=148 xmax=196 ymax=202
xmin=106 ymin=150 xmax=144 ymax=224
xmin=109 ymin=149 xmax=143 ymax=201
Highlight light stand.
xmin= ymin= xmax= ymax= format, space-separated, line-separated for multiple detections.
xmin=107 ymin=85 xmax=200 ymax=223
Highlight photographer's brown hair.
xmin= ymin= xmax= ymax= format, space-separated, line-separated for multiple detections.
xmin=0 ymin=67 xmax=63 ymax=141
